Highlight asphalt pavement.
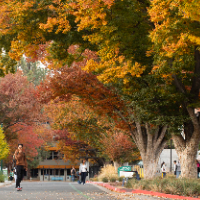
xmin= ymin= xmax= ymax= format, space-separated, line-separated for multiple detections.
xmin=0 ymin=181 xmax=172 ymax=200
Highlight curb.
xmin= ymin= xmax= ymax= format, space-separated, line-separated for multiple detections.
xmin=87 ymin=181 xmax=199 ymax=200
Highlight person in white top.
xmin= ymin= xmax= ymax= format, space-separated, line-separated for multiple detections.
xmin=79 ymin=159 xmax=88 ymax=185
xmin=14 ymin=167 xmax=17 ymax=185
xmin=161 ymin=162 xmax=166 ymax=178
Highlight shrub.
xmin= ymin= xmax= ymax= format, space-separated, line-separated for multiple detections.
xmin=126 ymin=177 xmax=200 ymax=197
xmin=90 ymin=177 xmax=98 ymax=182
xmin=0 ymin=172 xmax=4 ymax=183
xmin=102 ymin=177 xmax=108 ymax=182
xmin=97 ymin=165 xmax=118 ymax=181
xmin=118 ymin=176 xmax=124 ymax=182
xmin=110 ymin=177 xmax=117 ymax=182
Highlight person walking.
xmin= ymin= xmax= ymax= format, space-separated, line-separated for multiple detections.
xmin=196 ymin=160 xmax=200 ymax=178
xmin=14 ymin=144 xmax=27 ymax=191
xmin=161 ymin=162 xmax=166 ymax=178
xmin=176 ymin=161 xmax=181 ymax=178
xmin=174 ymin=160 xmax=177 ymax=176
xmin=79 ymin=159 xmax=88 ymax=185
xmin=71 ymin=166 xmax=76 ymax=182
xmin=13 ymin=167 xmax=17 ymax=186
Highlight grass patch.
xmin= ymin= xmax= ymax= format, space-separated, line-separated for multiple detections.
xmin=126 ymin=177 xmax=200 ymax=197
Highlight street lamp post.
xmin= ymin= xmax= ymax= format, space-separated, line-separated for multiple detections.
xmin=170 ymin=139 xmax=172 ymax=172
xmin=0 ymin=123 xmax=3 ymax=171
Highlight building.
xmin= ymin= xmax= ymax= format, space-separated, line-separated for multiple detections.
xmin=31 ymin=147 xmax=80 ymax=181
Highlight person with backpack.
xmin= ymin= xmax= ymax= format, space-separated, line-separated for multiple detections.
xmin=14 ymin=144 xmax=27 ymax=191
xmin=71 ymin=166 xmax=76 ymax=182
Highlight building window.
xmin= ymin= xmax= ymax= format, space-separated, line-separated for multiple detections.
xmin=60 ymin=169 xmax=64 ymax=176
xmin=48 ymin=169 xmax=53 ymax=175
xmin=53 ymin=151 xmax=58 ymax=160
xmin=47 ymin=152 xmax=52 ymax=160
xmin=67 ymin=169 xmax=71 ymax=175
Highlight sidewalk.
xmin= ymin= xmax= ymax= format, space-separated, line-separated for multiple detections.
xmin=87 ymin=181 xmax=200 ymax=200
xmin=0 ymin=181 xmax=12 ymax=188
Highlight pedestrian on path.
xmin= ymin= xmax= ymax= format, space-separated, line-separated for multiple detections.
xmin=79 ymin=159 xmax=88 ymax=185
xmin=161 ymin=162 xmax=166 ymax=178
xmin=174 ymin=160 xmax=177 ymax=176
xmin=14 ymin=144 xmax=27 ymax=191
xmin=13 ymin=167 xmax=17 ymax=185
xmin=196 ymin=160 xmax=200 ymax=178
xmin=176 ymin=161 xmax=181 ymax=178
xmin=71 ymin=166 xmax=76 ymax=182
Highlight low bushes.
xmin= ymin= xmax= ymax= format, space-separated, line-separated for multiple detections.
xmin=102 ymin=177 xmax=109 ymax=182
xmin=90 ymin=177 xmax=98 ymax=182
xmin=110 ymin=177 xmax=117 ymax=182
xmin=0 ymin=172 xmax=4 ymax=182
xmin=126 ymin=177 xmax=200 ymax=197
xmin=97 ymin=165 xmax=118 ymax=182
xmin=118 ymin=176 xmax=124 ymax=182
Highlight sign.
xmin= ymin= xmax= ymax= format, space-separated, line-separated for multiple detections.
xmin=118 ymin=166 xmax=131 ymax=176
xmin=119 ymin=171 xmax=135 ymax=178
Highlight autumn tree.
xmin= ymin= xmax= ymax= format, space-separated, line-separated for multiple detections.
xmin=36 ymin=64 xmax=172 ymax=179
xmin=44 ymin=95 xmax=140 ymax=166
xmin=0 ymin=71 xmax=53 ymax=177
xmin=1 ymin=0 xmax=196 ymax=179
xmin=148 ymin=0 xmax=200 ymax=178
xmin=99 ymin=130 xmax=140 ymax=170
xmin=0 ymin=71 xmax=43 ymax=134
xmin=0 ymin=127 xmax=9 ymax=160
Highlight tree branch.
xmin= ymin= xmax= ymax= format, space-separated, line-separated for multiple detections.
xmin=154 ymin=126 xmax=167 ymax=152
xmin=172 ymin=74 xmax=186 ymax=94
xmin=145 ymin=123 xmax=153 ymax=153
xmin=153 ymin=127 xmax=159 ymax=144
xmin=190 ymin=48 xmax=200 ymax=100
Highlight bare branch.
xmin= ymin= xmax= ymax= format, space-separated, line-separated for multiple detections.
xmin=154 ymin=126 xmax=167 ymax=152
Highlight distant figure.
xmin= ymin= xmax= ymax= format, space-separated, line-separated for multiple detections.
xmin=196 ymin=160 xmax=200 ymax=178
xmin=161 ymin=162 xmax=166 ymax=178
xmin=173 ymin=160 xmax=177 ymax=176
xmin=71 ymin=166 xmax=76 ymax=182
xmin=79 ymin=159 xmax=88 ymax=185
xmin=176 ymin=161 xmax=181 ymax=178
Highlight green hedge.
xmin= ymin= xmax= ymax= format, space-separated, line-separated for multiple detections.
xmin=126 ymin=177 xmax=200 ymax=197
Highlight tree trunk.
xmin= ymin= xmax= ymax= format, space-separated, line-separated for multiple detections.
xmin=142 ymin=155 xmax=159 ymax=179
xmin=173 ymin=131 xmax=200 ymax=178
xmin=130 ymin=123 xmax=167 ymax=179
xmin=113 ymin=161 xmax=121 ymax=172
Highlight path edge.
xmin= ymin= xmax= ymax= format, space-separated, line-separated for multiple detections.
xmin=87 ymin=181 xmax=199 ymax=200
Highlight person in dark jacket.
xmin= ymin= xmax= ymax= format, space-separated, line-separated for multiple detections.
xmin=14 ymin=144 xmax=27 ymax=191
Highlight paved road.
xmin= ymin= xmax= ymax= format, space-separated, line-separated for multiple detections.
xmin=0 ymin=181 xmax=172 ymax=200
